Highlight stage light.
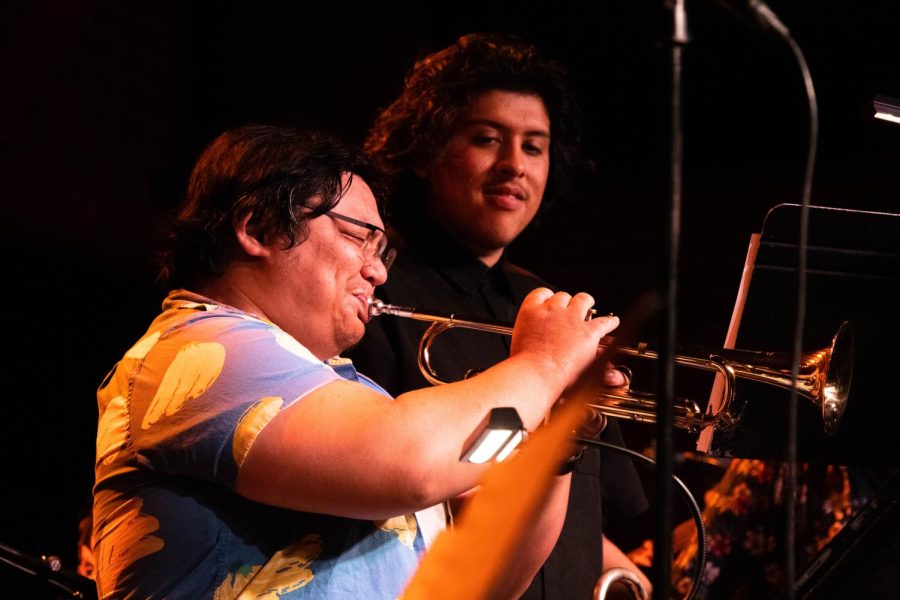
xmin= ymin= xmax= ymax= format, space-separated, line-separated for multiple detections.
xmin=460 ymin=407 xmax=526 ymax=464
xmin=873 ymin=95 xmax=900 ymax=125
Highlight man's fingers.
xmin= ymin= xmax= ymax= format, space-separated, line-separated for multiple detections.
xmin=603 ymin=364 xmax=632 ymax=387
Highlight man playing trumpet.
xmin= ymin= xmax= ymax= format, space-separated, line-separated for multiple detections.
xmin=91 ymin=124 xmax=621 ymax=599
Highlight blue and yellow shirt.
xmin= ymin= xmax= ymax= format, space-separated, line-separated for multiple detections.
xmin=93 ymin=290 xmax=423 ymax=598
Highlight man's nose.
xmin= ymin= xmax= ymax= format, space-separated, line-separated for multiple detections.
xmin=495 ymin=144 xmax=525 ymax=177
xmin=361 ymin=252 xmax=390 ymax=286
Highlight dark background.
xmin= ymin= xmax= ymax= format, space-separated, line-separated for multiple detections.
xmin=2 ymin=0 xmax=898 ymax=594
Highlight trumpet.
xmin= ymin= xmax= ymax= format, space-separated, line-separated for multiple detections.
xmin=368 ymin=299 xmax=854 ymax=435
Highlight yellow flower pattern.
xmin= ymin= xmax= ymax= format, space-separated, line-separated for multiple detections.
xmin=125 ymin=330 xmax=160 ymax=360
xmin=141 ymin=341 xmax=226 ymax=430
xmin=215 ymin=563 xmax=262 ymax=600
xmin=233 ymin=396 xmax=284 ymax=469
xmin=95 ymin=497 xmax=164 ymax=597
xmin=376 ymin=514 xmax=419 ymax=549
xmin=96 ymin=394 xmax=129 ymax=466
xmin=228 ymin=534 xmax=323 ymax=599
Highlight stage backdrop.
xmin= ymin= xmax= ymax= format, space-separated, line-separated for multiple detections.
xmin=2 ymin=1 xmax=898 ymax=595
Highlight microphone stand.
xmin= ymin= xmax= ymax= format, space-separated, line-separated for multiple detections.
xmin=654 ymin=1 xmax=688 ymax=598
xmin=0 ymin=540 xmax=92 ymax=599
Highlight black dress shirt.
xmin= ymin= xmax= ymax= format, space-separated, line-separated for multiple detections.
xmin=348 ymin=229 xmax=648 ymax=600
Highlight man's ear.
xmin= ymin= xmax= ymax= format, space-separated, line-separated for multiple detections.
xmin=235 ymin=213 xmax=271 ymax=257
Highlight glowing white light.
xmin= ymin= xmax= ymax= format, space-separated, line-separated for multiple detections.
xmin=495 ymin=430 xmax=524 ymax=462
xmin=466 ymin=429 xmax=518 ymax=464
xmin=874 ymin=111 xmax=900 ymax=125
xmin=461 ymin=407 xmax=526 ymax=464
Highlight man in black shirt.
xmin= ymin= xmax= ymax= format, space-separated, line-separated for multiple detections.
xmin=349 ymin=34 xmax=651 ymax=598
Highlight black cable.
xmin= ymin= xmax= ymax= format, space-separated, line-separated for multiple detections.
xmin=577 ymin=438 xmax=707 ymax=600
xmin=698 ymin=4 xmax=818 ymax=596
xmin=736 ymin=8 xmax=817 ymax=595
xmin=781 ymin=33 xmax=817 ymax=599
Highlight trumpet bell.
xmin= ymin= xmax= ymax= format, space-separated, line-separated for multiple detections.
xmin=812 ymin=320 xmax=853 ymax=434
xmin=708 ymin=320 xmax=853 ymax=434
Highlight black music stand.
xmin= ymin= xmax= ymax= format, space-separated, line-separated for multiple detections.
xmin=699 ymin=204 xmax=900 ymax=465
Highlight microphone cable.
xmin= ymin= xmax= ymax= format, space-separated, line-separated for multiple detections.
xmin=703 ymin=3 xmax=818 ymax=595
xmin=744 ymin=6 xmax=819 ymax=595
xmin=577 ymin=438 xmax=706 ymax=600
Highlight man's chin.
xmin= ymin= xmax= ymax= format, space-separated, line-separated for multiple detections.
xmin=337 ymin=323 xmax=367 ymax=356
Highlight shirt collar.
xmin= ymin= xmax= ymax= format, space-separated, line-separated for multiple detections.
xmin=399 ymin=225 xmax=511 ymax=295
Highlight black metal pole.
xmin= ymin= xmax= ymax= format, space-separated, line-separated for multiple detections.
xmin=0 ymin=541 xmax=89 ymax=598
xmin=653 ymin=1 xmax=688 ymax=598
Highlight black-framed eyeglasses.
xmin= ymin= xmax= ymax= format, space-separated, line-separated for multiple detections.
xmin=325 ymin=210 xmax=393 ymax=267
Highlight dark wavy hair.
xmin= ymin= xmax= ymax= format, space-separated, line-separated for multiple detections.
xmin=158 ymin=125 xmax=381 ymax=289
xmin=365 ymin=33 xmax=591 ymax=229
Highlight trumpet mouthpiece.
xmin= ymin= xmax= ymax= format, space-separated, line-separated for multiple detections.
xmin=367 ymin=297 xmax=387 ymax=317
xmin=367 ymin=298 xmax=418 ymax=319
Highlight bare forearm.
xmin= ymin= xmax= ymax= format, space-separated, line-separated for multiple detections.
xmin=238 ymin=353 xmax=571 ymax=519
xmin=602 ymin=536 xmax=653 ymax=596
xmin=450 ymin=475 xmax=571 ymax=600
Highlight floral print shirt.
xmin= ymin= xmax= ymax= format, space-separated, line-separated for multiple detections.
xmin=672 ymin=459 xmax=859 ymax=599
